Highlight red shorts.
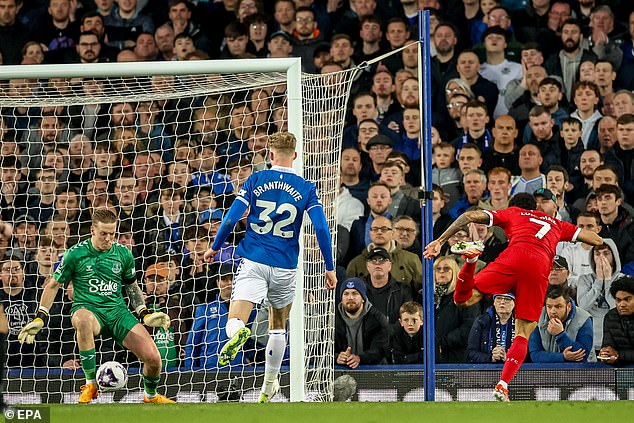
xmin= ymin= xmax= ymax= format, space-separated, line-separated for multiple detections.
xmin=474 ymin=249 xmax=550 ymax=322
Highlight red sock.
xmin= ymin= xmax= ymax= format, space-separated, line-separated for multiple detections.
xmin=453 ymin=260 xmax=477 ymax=303
xmin=500 ymin=336 xmax=528 ymax=384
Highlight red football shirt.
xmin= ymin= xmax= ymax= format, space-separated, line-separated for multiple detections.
xmin=484 ymin=207 xmax=581 ymax=260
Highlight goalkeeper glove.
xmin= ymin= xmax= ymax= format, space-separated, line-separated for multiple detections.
xmin=18 ymin=308 xmax=49 ymax=344
xmin=141 ymin=311 xmax=171 ymax=331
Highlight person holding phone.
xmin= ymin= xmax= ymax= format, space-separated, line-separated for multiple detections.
xmin=598 ymin=276 xmax=634 ymax=365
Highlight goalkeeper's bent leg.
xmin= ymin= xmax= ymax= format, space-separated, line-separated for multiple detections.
xmin=79 ymin=348 xmax=97 ymax=385
xmin=143 ymin=374 xmax=161 ymax=398
xmin=262 ymin=329 xmax=286 ymax=394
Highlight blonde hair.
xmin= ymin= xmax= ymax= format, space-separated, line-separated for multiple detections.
xmin=92 ymin=208 xmax=117 ymax=225
xmin=268 ymin=131 xmax=296 ymax=155
xmin=434 ymin=256 xmax=460 ymax=293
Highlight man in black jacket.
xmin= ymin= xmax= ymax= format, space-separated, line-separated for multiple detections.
xmin=335 ymin=277 xmax=389 ymax=368
xmin=364 ymin=247 xmax=413 ymax=325
xmin=599 ymin=275 xmax=634 ymax=365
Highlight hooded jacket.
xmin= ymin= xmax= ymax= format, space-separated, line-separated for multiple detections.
xmin=577 ymin=238 xmax=622 ymax=350
xmin=335 ymin=301 xmax=390 ymax=365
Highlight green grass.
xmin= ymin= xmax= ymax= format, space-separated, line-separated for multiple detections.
xmin=32 ymin=402 xmax=634 ymax=423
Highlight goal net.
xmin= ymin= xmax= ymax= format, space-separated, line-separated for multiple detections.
xmin=0 ymin=59 xmax=356 ymax=403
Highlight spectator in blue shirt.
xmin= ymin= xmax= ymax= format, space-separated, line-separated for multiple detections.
xmin=183 ymin=263 xmax=255 ymax=369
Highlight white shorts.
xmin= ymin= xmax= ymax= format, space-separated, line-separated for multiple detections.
xmin=231 ymin=258 xmax=297 ymax=309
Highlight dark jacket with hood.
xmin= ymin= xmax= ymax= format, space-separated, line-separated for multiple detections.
xmin=335 ymin=301 xmax=390 ymax=365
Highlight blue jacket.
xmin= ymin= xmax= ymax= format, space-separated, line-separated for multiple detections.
xmin=467 ymin=307 xmax=515 ymax=364
xmin=183 ymin=295 xmax=256 ymax=369
xmin=528 ymin=300 xmax=595 ymax=363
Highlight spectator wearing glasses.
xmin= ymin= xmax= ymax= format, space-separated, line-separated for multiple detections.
xmin=244 ymin=13 xmax=269 ymax=57
xmin=547 ymin=255 xmax=576 ymax=300
xmin=366 ymin=134 xmax=394 ymax=182
xmin=291 ymin=7 xmax=325 ymax=73
xmin=0 ymin=256 xmax=41 ymax=367
xmin=363 ymin=247 xmax=413 ymax=324
xmin=467 ymin=293 xmax=516 ymax=363
xmin=577 ymin=239 xmax=623 ymax=352
xmin=67 ymin=31 xmax=107 ymax=64
xmin=346 ymin=215 xmax=423 ymax=294
xmin=392 ymin=215 xmax=421 ymax=257
xmin=434 ymin=256 xmax=480 ymax=363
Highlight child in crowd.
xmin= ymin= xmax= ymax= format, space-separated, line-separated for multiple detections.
xmin=390 ymin=301 xmax=424 ymax=364
xmin=432 ymin=142 xmax=461 ymax=208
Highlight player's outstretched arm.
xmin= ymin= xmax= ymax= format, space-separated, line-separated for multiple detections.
xmin=18 ymin=276 xmax=61 ymax=344
xmin=124 ymin=282 xmax=171 ymax=330
xmin=423 ymin=210 xmax=490 ymax=259
xmin=203 ymin=199 xmax=249 ymax=262
xmin=307 ymin=206 xmax=335 ymax=270
xmin=576 ymin=229 xmax=604 ymax=247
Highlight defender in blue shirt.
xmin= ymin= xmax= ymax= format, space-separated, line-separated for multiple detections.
xmin=204 ymin=131 xmax=337 ymax=402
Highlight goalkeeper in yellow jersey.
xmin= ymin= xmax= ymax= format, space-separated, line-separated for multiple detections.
xmin=18 ymin=209 xmax=175 ymax=404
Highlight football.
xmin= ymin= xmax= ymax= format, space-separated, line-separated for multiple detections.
xmin=96 ymin=361 xmax=128 ymax=391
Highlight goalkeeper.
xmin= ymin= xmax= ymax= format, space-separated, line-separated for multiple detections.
xmin=18 ymin=209 xmax=175 ymax=404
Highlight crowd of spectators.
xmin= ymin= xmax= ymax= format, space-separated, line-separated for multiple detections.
xmin=0 ymin=0 xmax=633 ymax=371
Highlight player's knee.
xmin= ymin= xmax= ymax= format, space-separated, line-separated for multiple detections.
xmin=144 ymin=349 xmax=162 ymax=372
xmin=72 ymin=313 xmax=94 ymax=333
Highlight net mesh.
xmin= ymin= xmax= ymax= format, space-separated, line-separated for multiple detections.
xmin=0 ymin=61 xmax=357 ymax=403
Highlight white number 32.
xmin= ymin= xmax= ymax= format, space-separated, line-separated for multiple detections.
xmin=250 ymin=200 xmax=298 ymax=238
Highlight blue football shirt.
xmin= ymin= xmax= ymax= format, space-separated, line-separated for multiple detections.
xmin=234 ymin=166 xmax=323 ymax=269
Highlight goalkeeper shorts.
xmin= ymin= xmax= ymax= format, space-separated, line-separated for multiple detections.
xmin=231 ymin=258 xmax=297 ymax=309
xmin=72 ymin=304 xmax=139 ymax=346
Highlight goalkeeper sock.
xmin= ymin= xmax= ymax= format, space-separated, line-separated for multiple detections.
xmin=143 ymin=374 xmax=161 ymax=399
xmin=226 ymin=317 xmax=245 ymax=339
xmin=79 ymin=348 xmax=97 ymax=385
xmin=500 ymin=335 xmax=528 ymax=384
xmin=263 ymin=330 xmax=286 ymax=393
xmin=454 ymin=260 xmax=477 ymax=304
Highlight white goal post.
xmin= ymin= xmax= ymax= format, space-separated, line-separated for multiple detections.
xmin=0 ymin=58 xmax=357 ymax=403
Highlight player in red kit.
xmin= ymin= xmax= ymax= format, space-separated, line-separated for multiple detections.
xmin=424 ymin=193 xmax=603 ymax=401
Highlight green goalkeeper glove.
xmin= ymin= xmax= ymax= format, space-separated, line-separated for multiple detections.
xmin=18 ymin=318 xmax=44 ymax=344
xmin=143 ymin=312 xmax=171 ymax=331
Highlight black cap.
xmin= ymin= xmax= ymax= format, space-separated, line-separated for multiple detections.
xmin=553 ymin=255 xmax=569 ymax=270
xmin=534 ymin=187 xmax=557 ymax=202
xmin=482 ymin=25 xmax=509 ymax=43
xmin=219 ymin=262 xmax=237 ymax=277
xmin=366 ymin=134 xmax=393 ymax=149
xmin=15 ymin=214 xmax=36 ymax=224
xmin=367 ymin=246 xmax=391 ymax=261
xmin=269 ymin=30 xmax=291 ymax=42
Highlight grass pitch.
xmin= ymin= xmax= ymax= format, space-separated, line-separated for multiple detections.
xmin=41 ymin=401 xmax=633 ymax=423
